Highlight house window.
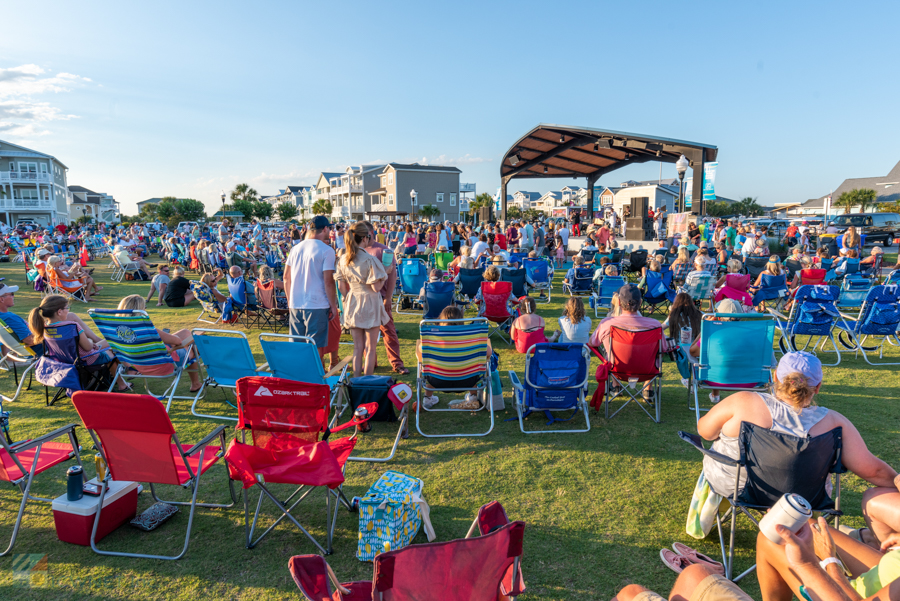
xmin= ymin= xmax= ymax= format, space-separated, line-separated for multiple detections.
xmin=437 ymin=193 xmax=444 ymax=203
xmin=388 ymin=174 xmax=393 ymax=185
xmin=388 ymin=194 xmax=394 ymax=204
xmin=40 ymin=163 xmax=47 ymax=174
xmin=450 ymin=194 xmax=456 ymax=206
xmin=43 ymin=189 xmax=49 ymax=200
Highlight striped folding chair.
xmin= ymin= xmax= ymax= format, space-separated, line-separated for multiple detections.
xmin=416 ymin=318 xmax=493 ymax=438
xmin=88 ymin=309 xmax=196 ymax=412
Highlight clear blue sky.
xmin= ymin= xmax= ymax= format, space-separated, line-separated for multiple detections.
xmin=2 ymin=1 xmax=898 ymax=215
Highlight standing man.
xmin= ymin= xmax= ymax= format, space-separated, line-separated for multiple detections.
xmin=520 ymin=219 xmax=535 ymax=252
xmin=534 ymin=221 xmax=546 ymax=256
xmin=283 ymin=215 xmax=338 ymax=362
xmin=557 ymin=220 xmax=570 ymax=257
xmin=365 ymin=222 xmax=409 ymax=375
xmin=572 ymin=211 xmax=581 ymax=236
xmin=609 ymin=209 xmax=618 ymax=238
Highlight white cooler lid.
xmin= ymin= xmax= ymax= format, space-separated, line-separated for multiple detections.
xmin=52 ymin=478 xmax=139 ymax=516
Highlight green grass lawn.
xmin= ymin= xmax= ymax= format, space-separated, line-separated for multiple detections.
xmin=0 ymin=257 xmax=897 ymax=600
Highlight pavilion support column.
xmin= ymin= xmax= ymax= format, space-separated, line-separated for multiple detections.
xmin=586 ymin=174 xmax=598 ymax=222
xmin=500 ymin=177 xmax=509 ymax=222
xmin=691 ymin=149 xmax=706 ymax=217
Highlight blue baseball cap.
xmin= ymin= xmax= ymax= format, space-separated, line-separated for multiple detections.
xmin=776 ymin=352 xmax=823 ymax=386
xmin=311 ymin=215 xmax=333 ymax=230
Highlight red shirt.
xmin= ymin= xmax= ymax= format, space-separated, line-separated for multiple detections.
xmin=495 ymin=233 xmax=508 ymax=250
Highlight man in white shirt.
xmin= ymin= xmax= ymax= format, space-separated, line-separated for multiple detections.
xmin=283 ymin=216 xmax=338 ymax=361
xmin=825 ymin=221 xmax=839 ymax=234
xmin=557 ymin=222 xmax=571 ymax=251
xmin=470 ymin=234 xmax=490 ymax=263
xmin=520 ymin=220 xmax=534 ymax=251
xmin=609 ymin=210 xmax=618 ymax=236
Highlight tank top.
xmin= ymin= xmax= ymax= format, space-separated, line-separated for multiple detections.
xmin=703 ymin=393 xmax=830 ymax=495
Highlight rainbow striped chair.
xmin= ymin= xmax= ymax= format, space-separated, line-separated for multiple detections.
xmin=87 ymin=309 xmax=196 ymax=412
xmin=416 ymin=318 xmax=494 ymax=438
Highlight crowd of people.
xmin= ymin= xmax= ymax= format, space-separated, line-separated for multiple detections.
xmin=1 ymin=210 xmax=898 ymax=601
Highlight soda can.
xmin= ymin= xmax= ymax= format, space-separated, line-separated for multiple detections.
xmin=350 ymin=496 xmax=361 ymax=511
xmin=95 ymin=453 xmax=107 ymax=481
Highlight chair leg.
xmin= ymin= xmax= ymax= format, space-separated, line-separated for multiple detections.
xmin=0 ymin=448 xmax=41 ymax=557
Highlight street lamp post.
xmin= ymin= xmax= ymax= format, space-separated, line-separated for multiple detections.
xmin=220 ymin=191 xmax=226 ymax=220
xmin=410 ymin=189 xmax=417 ymax=220
xmin=675 ymin=155 xmax=689 ymax=213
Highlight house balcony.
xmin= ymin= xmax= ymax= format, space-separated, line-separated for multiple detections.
xmin=330 ymin=183 xmax=363 ymax=195
xmin=1 ymin=198 xmax=55 ymax=210
xmin=0 ymin=171 xmax=51 ymax=183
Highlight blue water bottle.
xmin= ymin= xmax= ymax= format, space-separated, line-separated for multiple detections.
xmin=66 ymin=465 xmax=84 ymax=501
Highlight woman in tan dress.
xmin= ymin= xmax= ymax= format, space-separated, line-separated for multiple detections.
xmin=336 ymin=221 xmax=390 ymax=377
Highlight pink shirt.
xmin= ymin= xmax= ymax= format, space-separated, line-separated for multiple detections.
xmin=590 ymin=312 xmax=662 ymax=354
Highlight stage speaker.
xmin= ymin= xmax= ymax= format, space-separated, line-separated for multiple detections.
xmin=625 ymin=229 xmax=651 ymax=241
xmin=630 ymin=197 xmax=649 ymax=217
xmin=626 ymin=217 xmax=650 ymax=229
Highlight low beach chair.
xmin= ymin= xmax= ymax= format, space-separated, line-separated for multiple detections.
xmin=562 ymin=266 xmax=594 ymax=298
xmin=523 ymin=258 xmax=552 ymax=303
xmin=88 ymin=309 xmax=196 ymax=411
xmin=422 ymin=281 xmax=456 ymax=320
xmin=681 ymin=272 xmax=716 ymax=311
xmin=416 ymin=318 xmax=493 ymax=438
xmin=686 ymin=313 xmax=775 ymax=422
xmin=396 ymin=258 xmax=428 ymax=314
xmin=0 ymin=325 xmax=36 ymax=402
xmin=190 ymin=329 xmax=272 ymax=421
xmin=190 ymin=281 xmax=223 ymax=325
xmin=769 ymin=285 xmax=848 ymax=366
xmin=508 ymin=343 xmax=591 ymax=434
xmin=593 ymin=275 xmax=625 ymax=317
xmin=835 ymin=284 xmax=900 ymax=365
xmin=72 ymin=390 xmax=235 ymax=561
xmin=258 ymin=333 xmax=350 ymax=405
xmin=835 ymin=275 xmax=873 ymax=311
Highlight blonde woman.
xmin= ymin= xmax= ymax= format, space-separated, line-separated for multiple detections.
xmin=842 ymin=225 xmax=861 ymax=253
xmin=335 ymin=221 xmax=390 ymax=378
xmin=557 ymin=297 xmax=591 ymax=343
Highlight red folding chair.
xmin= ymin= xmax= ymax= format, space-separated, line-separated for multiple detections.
xmin=226 ymin=376 xmax=376 ymax=554
xmin=289 ymin=513 xmax=526 ymax=601
xmin=601 ymin=326 xmax=664 ymax=423
xmin=0 ymin=422 xmax=82 ymax=556
xmin=481 ymin=281 xmax=515 ymax=344
xmin=464 ymin=501 xmax=527 ymax=601
xmin=71 ymin=390 xmax=236 ymax=560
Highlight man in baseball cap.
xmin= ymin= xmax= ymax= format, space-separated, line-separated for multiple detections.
xmin=590 ymin=283 xmax=660 ymax=354
xmin=0 ymin=283 xmax=43 ymax=355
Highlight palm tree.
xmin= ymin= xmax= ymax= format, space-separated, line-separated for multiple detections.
xmin=835 ymin=188 xmax=876 ymax=214
xmin=230 ymin=183 xmax=258 ymax=204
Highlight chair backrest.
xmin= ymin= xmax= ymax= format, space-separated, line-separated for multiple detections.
xmin=597 ymin=276 xmax=626 ymax=303
xmin=509 ymin=251 xmax=528 ymax=266
xmin=837 ymin=276 xmax=873 ymax=308
xmin=41 ymin=322 xmax=82 ymax=365
xmin=610 ymin=248 xmax=624 ymax=263
xmin=571 ymin=267 xmax=594 ymax=292
xmin=696 ymin=314 xmax=775 ymax=386
xmin=626 ymin=250 xmax=648 ymax=272
xmin=607 ymin=326 xmax=662 ymax=380
xmin=433 ymin=252 xmax=454 ymax=271
xmin=72 ymin=391 xmax=184 ymax=486
xmin=481 ymin=281 xmax=513 ymax=319
xmin=190 ymin=281 xmax=221 ymax=314
xmin=235 ymin=376 xmax=330 ymax=450
xmin=746 ymin=257 xmax=769 ymax=278
xmin=855 ymin=284 xmax=900 ymax=335
xmin=193 ymin=329 xmax=260 ymax=384
xmin=372 ymin=521 xmax=525 ymax=601
xmin=800 ymin=268 xmax=827 ymax=286
xmin=523 ymin=258 xmax=549 ymax=284
xmin=0 ymin=323 xmax=35 ymax=358
xmin=673 ymin=262 xmax=692 ymax=281
xmin=524 ymin=343 xmax=589 ymax=389
xmin=259 ymin=334 xmax=327 ymax=385
xmin=784 ymin=259 xmax=802 ymax=279
xmin=419 ymin=319 xmax=489 ymax=382
xmin=456 ymin=268 xmax=485 ymax=298
xmin=423 ymin=281 xmax=456 ymax=320
xmin=738 ymin=422 xmax=844 ymax=510
xmin=786 ymin=285 xmax=841 ymax=335
xmin=725 ymin=273 xmax=752 ymax=291
xmin=255 ymin=280 xmax=279 ymax=310
xmin=88 ymin=310 xmax=175 ymax=369
xmin=759 ymin=273 xmax=787 ymax=290
xmin=843 ymin=257 xmax=860 ymax=275
xmin=500 ymin=267 xmax=528 ymax=298
xmin=683 ymin=273 xmax=715 ymax=300
xmin=580 ymin=249 xmax=597 ymax=264
xmin=643 ymin=270 xmax=672 ymax=300
xmin=399 ymin=258 xmax=428 ymax=295
xmin=228 ymin=275 xmax=248 ymax=304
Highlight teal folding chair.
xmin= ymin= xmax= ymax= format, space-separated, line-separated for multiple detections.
xmin=687 ymin=313 xmax=776 ymax=423
xmin=258 ymin=333 xmax=349 ymax=407
xmin=190 ymin=329 xmax=271 ymax=421
xmin=88 ymin=309 xmax=195 ymax=412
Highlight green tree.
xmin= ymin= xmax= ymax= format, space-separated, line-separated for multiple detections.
xmin=276 ymin=202 xmax=299 ymax=221
xmin=470 ymin=193 xmax=494 ymax=211
xmin=523 ymin=208 xmax=544 ymax=221
xmin=230 ymin=183 xmax=258 ymax=204
xmin=507 ymin=206 xmax=523 ymax=219
xmin=252 ymin=201 xmax=274 ymax=221
xmin=705 ymin=200 xmax=731 ymax=217
xmin=734 ymin=196 xmax=763 ymax=217
xmin=231 ymin=198 xmax=255 ymax=220
xmin=835 ymin=188 xmax=876 ymax=214
xmin=419 ymin=204 xmax=440 ymax=219
xmin=175 ymin=198 xmax=206 ymax=223
xmin=311 ymin=199 xmax=333 ymax=215
xmin=156 ymin=197 xmax=179 ymax=228
xmin=876 ymin=201 xmax=900 ymax=213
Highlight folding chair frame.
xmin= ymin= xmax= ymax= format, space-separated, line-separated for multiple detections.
xmin=0 ymin=423 xmax=82 ymax=557
xmin=257 ymin=332 xmax=350 ymax=409
xmin=601 ymin=329 xmax=663 ymax=423
xmin=0 ymin=326 xmax=36 ymax=402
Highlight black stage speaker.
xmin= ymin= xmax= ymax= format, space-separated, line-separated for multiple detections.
xmin=630 ymin=197 xmax=649 ymax=217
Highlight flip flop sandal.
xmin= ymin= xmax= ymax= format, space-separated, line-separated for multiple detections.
xmin=660 ymin=549 xmax=692 ymax=574
xmin=672 ymin=542 xmax=726 ymax=575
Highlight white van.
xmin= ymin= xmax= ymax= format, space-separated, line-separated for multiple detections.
xmin=177 ymin=221 xmax=199 ymax=232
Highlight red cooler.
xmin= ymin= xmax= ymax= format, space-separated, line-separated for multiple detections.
xmin=52 ymin=479 xmax=139 ymax=545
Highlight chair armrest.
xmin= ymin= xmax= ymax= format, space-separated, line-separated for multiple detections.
xmin=767 ymin=308 xmax=788 ymax=320
xmin=324 ymin=356 xmax=352 ymax=380
xmin=838 ymin=312 xmax=857 ymax=321
xmin=677 ymin=430 xmax=739 ymax=467
xmin=10 ymin=423 xmax=80 ymax=453
xmin=184 ymin=424 xmax=227 ymax=457
xmin=256 ymin=362 xmax=269 ymax=371
xmin=507 ymin=371 xmax=524 ymax=391
xmin=330 ymin=402 xmax=378 ymax=433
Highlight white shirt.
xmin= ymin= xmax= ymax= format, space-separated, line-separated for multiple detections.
xmin=742 ymin=237 xmax=757 ymax=255
xmin=471 ymin=240 xmax=489 ymax=260
xmin=285 ymin=239 xmax=335 ymax=310
xmin=558 ymin=227 xmax=570 ymax=245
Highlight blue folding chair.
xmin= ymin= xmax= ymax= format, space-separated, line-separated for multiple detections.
xmin=508 ymin=251 xmax=528 ymax=266
xmin=88 ymin=309 xmax=196 ymax=411
xmin=500 ymin=267 xmax=528 ymax=298
xmin=642 ymin=270 xmax=675 ymax=315
xmin=751 ymin=273 xmax=788 ymax=310
xmin=508 ymin=343 xmax=591 ymax=434
xmin=563 ymin=266 xmax=594 ymax=297
xmin=681 ymin=272 xmax=717 ymax=311
xmin=579 ymin=249 xmax=597 ymax=265
xmin=396 ymin=258 xmax=427 ymax=314
xmin=258 ymin=333 xmax=349 ymax=407
xmin=835 ymin=275 xmax=873 ymax=311
xmin=835 ymin=284 xmax=900 ymax=365
xmin=886 ymin=269 xmax=900 ymax=284
xmin=769 ymin=285 xmax=848 ymax=366
xmin=227 ymin=275 xmax=259 ymax=327
xmin=524 ymin=258 xmax=552 ymax=303
xmin=455 ymin=267 xmax=485 ymax=313
xmin=189 ymin=329 xmax=271 ymax=421
xmin=687 ymin=313 xmax=776 ymax=423
xmin=422 ymin=281 xmax=456 ymax=319
xmin=593 ymin=275 xmax=626 ymax=317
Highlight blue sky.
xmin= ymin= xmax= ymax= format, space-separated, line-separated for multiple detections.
xmin=2 ymin=1 xmax=899 ymax=215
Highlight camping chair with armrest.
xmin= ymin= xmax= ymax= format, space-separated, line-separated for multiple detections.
xmin=509 ymin=251 xmax=528 ymax=266
xmin=227 ymin=275 xmax=260 ymax=328
xmin=416 ymin=318 xmax=493 ymax=438
xmin=597 ymin=326 xmax=664 ymax=423
xmin=227 ymin=376 xmax=374 ymax=554
xmin=430 ymin=251 xmax=454 ymax=272
xmin=681 ymin=272 xmax=717 ymax=311
xmin=714 ymin=273 xmax=753 ymax=307
xmin=783 ymin=258 xmax=802 ymax=281
xmin=593 ymin=275 xmax=626 ymax=318
xmin=35 ymin=322 xmax=113 ymax=407
xmin=798 ymin=268 xmax=827 ymax=287
xmin=189 ymin=329 xmax=272 ymax=421
xmin=751 ymin=273 xmax=788 ymax=311
xmin=744 ymin=256 xmax=769 ymax=279
xmin=508 ymin=343 xmax=591 ymax=434
xmin=562 ymin=266 xmax=594 ymax=298
xmin=686 ymin=313 xmax=775 ymax=423
xmin=0 ymin=324 xmax=36 ymax=402
xmin=610 ymin=248 xmax=624 ymax=264
xmin=71 ymin=390 xmax=236 ymax=560
xmin=678 ymin=423 xmax=845 ymax=582
xmin=523 ymin=258 xmax=552 ymax=303
xmin=623 ymin=249 xmax=648 ymax=282
xmin=500 ymin=267 xmax=529 ymax=298
xmin=190 ymin=281 xmax=223 ymax=325
xmin=480 ymin=281 xmax=515 ymax=344
xmin=255 ymin=279 xmax=289 ymax=332
xmin=289 ymin=518 xmax=525 ymax=601
xmin=769 ymin=285 xmax=848 ymax=366
xmin=257 ymin=333 xmax=350 ymax=408
xmin=46 ymin=268 xmax=88 ymax=304
xmin=88 ymin=309 xmax=196 ymax=411
xmin=835 ymin=284 xmax=900 ymax=365
xmin=0 ymin=415 xmax=83 ymax=557
xmin=395 ymin=258 xmax=427 ymax=315
xmin=641 ymin=269 xmax=676 ymax=315
xmin=835 ymin=275 xmax=873 ymax=311
xmin=422 ymin=281 xmax=456 ymax=320
xmin=455 ymin=267 xmax=485 ymax=313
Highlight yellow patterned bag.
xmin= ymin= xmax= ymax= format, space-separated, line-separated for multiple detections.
xmin=356 ymin=470 xmax=435 ymax=561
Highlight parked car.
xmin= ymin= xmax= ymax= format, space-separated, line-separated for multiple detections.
xmin=830 ymin=212 xmax=899 ymax=245
xmin=176 ymin=221 xmax=199 ymax=232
